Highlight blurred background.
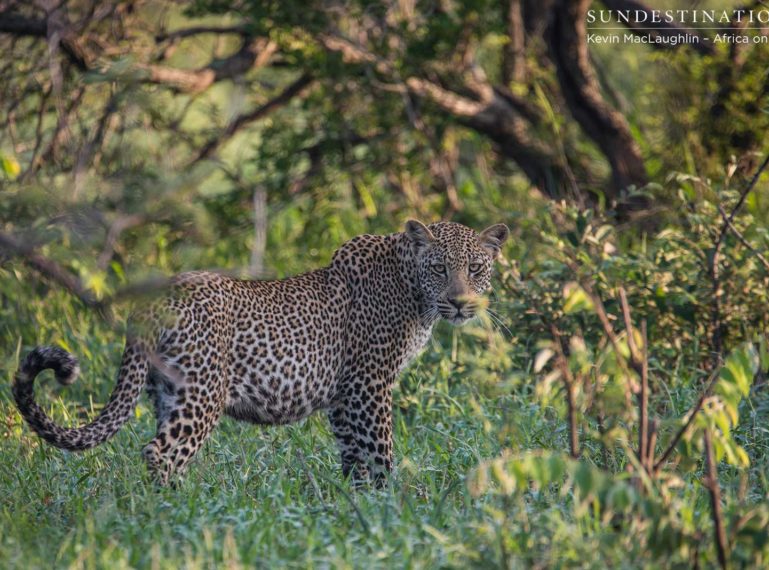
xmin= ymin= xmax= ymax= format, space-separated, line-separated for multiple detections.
xmin=1 ymin=0 xmax=767 ymax=285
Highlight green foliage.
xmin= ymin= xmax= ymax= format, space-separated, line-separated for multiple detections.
xmin=462 ymin=185 xmax=769 ymax=566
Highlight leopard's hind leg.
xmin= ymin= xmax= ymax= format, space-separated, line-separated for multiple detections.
xmin=142 ymin=355 xmax=227 ymax=485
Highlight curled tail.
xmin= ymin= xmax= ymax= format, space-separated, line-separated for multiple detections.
xmin=13 ymin=342 xmax=150 ymax=451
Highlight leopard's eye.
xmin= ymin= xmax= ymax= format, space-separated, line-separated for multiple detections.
xmin=469 ymin=262 xmax=482 ymax=274
xmin=431 ymin=263 xmax=447 ymax=275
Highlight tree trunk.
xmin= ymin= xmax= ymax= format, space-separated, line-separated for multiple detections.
xmin=548 ymin=0 xmax=649 ymax=209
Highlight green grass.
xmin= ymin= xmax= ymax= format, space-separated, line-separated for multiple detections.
xmin=0 ymin=346 xmax=550 ymax=569
xmin=0 ymin=286 xmax=556 ymax=569
xmin=2 ymin=282 xmax=769 ymax=569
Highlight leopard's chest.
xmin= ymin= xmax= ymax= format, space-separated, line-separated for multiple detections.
xmin=399 ymin=324 xmax=434 ymax=371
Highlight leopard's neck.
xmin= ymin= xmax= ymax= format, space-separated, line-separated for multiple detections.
xmin=393 ymin=233 xmax=439 ymax=329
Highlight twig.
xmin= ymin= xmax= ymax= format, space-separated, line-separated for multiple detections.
xmin=704 ymin=429 xmax=729 ymax=569
xmin=641 ymin=321 xmax=653 ymax=470
xmin=549 ymin=324 xmax=580 ymax=459
xmin=715 ymin=153 xmax=769 ymax=247
xmin=0 ymin=228 xmax=173 ymax=319
xmin=501 ymin=0 xmax=526 ymax=84
xmin=0 ymin=229 xmax=100 ymax=309
xmin=137 ymin=38 xmax=277 ymax=93
xmin=189 ymin=73 xmax=314 ymax=165
xmin=653 ymin=367 xmax=720 ymax=472
xmin=97 ymin=214 xmax=146 ymax=269
xmin=580 ymin=282 xmax=637 ymax=407
xmin=617 ymin=288 xmax=651 ymax=470
xmin=18 ymin=84 xmax=52 ymax=182
xmin=647 ymin=418 xmax=658 ymax=473
xmin=710 ymin=153 xmax=769 ymax=363
xmin=512 ymin=275 xmax=581 ymax=459
xmin=717 ymin=205 xmax=769 ymax=272
xmin=618 ymin=288 xmax=642 ymax=369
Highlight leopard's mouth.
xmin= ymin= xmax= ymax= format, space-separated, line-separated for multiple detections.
xmin=441 ymin=310 xmax=474 ymax=325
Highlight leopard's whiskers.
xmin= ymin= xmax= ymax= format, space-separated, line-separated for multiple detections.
xmin=484 ymin=308 xmax=513 ymax=338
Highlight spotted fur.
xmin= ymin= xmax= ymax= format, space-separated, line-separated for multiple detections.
xmin=13 ymin=221 xmax=509 ymax=485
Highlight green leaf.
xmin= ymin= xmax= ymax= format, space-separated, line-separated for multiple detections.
xmin=1 ymin=155 xmax=20 ymax=179
xmin=563 ymin=282 xmax=594 ymax=314
xmin=605 ymin=483 xmax=633 ymax=512
xmin=720 ymin=343 xmax=759 ymax=397
xmin=573 ymin=462 xmax=595 ymax=496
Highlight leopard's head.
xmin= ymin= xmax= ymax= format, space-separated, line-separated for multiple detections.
xmin=405 ymin=220 xmax=509 ymax=325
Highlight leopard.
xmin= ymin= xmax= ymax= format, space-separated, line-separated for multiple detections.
xmin=13 ymin=220 xmax=509 ymax=485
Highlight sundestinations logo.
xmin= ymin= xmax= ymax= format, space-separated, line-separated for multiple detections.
xmin=588 ymin=9 xmax=769 ymax=25
xmin=586 ymin=8 xmax=769 ymax=47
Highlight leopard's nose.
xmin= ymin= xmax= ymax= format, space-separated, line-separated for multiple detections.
xmin=447 ymin=297 xmax=466 ymax=311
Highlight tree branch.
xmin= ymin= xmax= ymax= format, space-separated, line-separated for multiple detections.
xmin=549 ymin=323 xmax=581 ymax=458
xmin=704 ymin=429 xmax=729 ymax=569
xmin=501 ymin=0 xmax=527 ymax=84
xmin=0 ymin=10 xmax=276 ymax=92
xmin=190 ymin=72 xmax=315 ymax=165
xmin=136 ymin=38 xmax=277 ymax=93
xmin=0 ymin=227 xmax=178 ymax=319
xmin=155 ymin=25 xmax=249 ymax=42
xmin=0 ymin=9 xmax=89 ymax=70
xmin=0 ymin=12 xmax=47 ymax=36
xmin=710 ymin=153 xmax=769 ymax=361
xmin=653 ymin=368 xmax=720 ymax=472
xmin=97 ymin=213 xmax=146 ymax=269
xmin=717 ymin=205 xmax=769 ymax=272
xmin=318 ymin=32 xmax=571 ymax=198
xmin=547 ymin=0 xmax=648 ymax=209
xmin=0 ymin=229 xmax=99 ymax=309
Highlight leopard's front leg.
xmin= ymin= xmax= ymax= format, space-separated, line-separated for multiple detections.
xmin=328 ymin=376 xmax=394 ymax=486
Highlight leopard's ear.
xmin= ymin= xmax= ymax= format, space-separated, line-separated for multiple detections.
xmin=479 ymin=224 xmax=509 ymax=259
xmin=404 ymin=220 xmax=435 ymax=253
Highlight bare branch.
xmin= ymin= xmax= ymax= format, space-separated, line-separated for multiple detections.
xmin=97 ymin=214 xmax=146 ymax=269
xmin=155 ymin=25 xmax=249 ymax=42
xmin=0 ymin=10 xmax=275 ymax=92
xmin=0 ymin=8 xmax=89 ymax=70
xmin=190 ymin=73 xmax=315 ymax=165
xmin=0 ymin=229 xmax=100 ymax=309
xmin=653 ymin=368 xmax=721 ymax=472
xmin=704 ymin=429 xmax=730 ymax=569
xmin=618 ymin=288 xmax=642 ymax=369
xmin=617 ymin=289 xmax=652 ymax=469
xmin=404 ymin=77 xmax=486 ymax=117
xmin=641 ymin=320 xmax=651 ymax=471
xmin=136 ymin=38 xmax=277 ymax=93
xmin=318 ymin=33 xmax=393 ymax=74
xmin=0 ymin=226 xmax=177 ymax=319
xmin=710 ymin=153 xmax=769 ymax=361
xmin=318 ymin=30 xmax=571 ymax=200
xmin=549 ymin=324 xmax=580 ymax=459
xmin=715 ymin=153 xmax=769 ymax=252
xmin=717 ymin=205 xmax=769 ymax=272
